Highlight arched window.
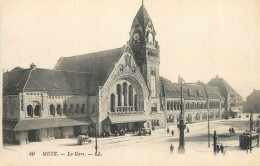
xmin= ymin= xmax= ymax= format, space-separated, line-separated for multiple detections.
xmin=27 ymin=105 xmax=33 ymax=117
xmin=63 ymin=104 xmax=67 ymax=115
xmin=110 ymin=94 xmax=115 ymax=112
xmin=123 ymin=82 xmax=127 ymax=106
xmin=167 ymin=102 xmax=170 ymax=110
xmin=81 ymin=104 xmax=85 ymax=113
xmin=209 ymin=112 xmax=214 ymax=119
xmin=69 ymin=104 xmax=73 ymax=114
xmin=215 ymin=112 xmax=220 ymax=118
xmin=34 ymin=105 xmax=40 ymax=116
xmin=128 ymin=85 xmax=133 ymax=106
xmin=75 ymin=104 xmax=79 ymax=113
xmin=117 ymin=84 xmax=122 ymax=106
xmin=50 ymin=104 xmax=55 ymax=116
xmin=171 ymin=102 xmax=174 ymax=110
xmin=57 ymin=104 xmax=61 ymax=115
xmin=177 ymin=102 xmax=180 ymax=110
xmin=168 ymin=115 xmax=174 ymax=123
xmin=202 ymin=113 xmax=207 ymax=120
xmin=134 ymin=94 xmax=138 ymax=111
xmin=195 ymin=113 xmax=200 ymax=120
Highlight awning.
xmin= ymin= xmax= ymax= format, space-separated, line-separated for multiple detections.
xmin=102 ymin=114 xmax=155 ymax=124
xmin=230 ymin=109 xmax=241 ymax=113
xmin=13 ymin=117 xmax=94 ymax=131
xmin=3 ymin=120 xmax=18 ymax=130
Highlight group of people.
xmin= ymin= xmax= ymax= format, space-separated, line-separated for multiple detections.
xmin=167 ymin=127 xmax=175 ymax=136
xmin=114 ymin=129 xmax=126 ymax=137
xmin=229 ymin=127 xmax=235 ymax=133
xmin=216 ymin=144 xmax=225 ymax=154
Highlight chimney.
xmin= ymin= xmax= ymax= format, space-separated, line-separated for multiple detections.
xmin=30 ymin=63 xmax=36 ymax=70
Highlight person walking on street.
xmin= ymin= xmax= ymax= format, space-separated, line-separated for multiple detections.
xmin=187 ymin=127 xmax=189 ymax=133
xmin=167 ymin=127 xmax=169 ymax=133
xmin=170 ymin=144 xmax=174 ymax=154
xmin=220 ymin=144 xmax=224 ymax=153
xmin=171 ymin=130 xmax=174 ymax=136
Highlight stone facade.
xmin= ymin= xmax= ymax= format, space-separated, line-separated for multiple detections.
xmin=2 ymin=3 xmax=237 ymax=145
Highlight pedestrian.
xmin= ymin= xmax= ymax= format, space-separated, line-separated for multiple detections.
xmin=231 ymin=128 xmax=235 ymax=133
xmin=167 ymin=127 xmax=169 ymax=133
xmin=217 ymin=145 xmax=220 ymax=153
xmin=229 ymin=128 xmax=231 ymax=133
xmin=115 ymin=130 xmax=118 ymax=137
xmin=187 ymin=127 xmax=189 ymax=133
xmin=220 ymin=144 xmax=224 ymax=153
xmin=148 ymin=129 xmax=151 ymax=135
xmin=170 ymin=144 xmax=174 ymax=154
xmin=171 ymin=130 xmax=174 ymax=136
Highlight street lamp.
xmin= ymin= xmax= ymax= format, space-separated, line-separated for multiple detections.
xmin=249 ymin=111 xmax=253 ymax=153
xmin=95 ymin=118 xmax=98 ymax=156
xmin=208 ymin=100 xmax=210 ymax=148
xmin=177 ymin=76 xmax=186 ymax=153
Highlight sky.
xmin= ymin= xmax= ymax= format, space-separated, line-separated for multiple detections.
xmin=1 ymin=0 xmax=260 ymax=99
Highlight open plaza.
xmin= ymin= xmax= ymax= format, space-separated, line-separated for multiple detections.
xmin=1 ymin=114 xmax=260 ymax=166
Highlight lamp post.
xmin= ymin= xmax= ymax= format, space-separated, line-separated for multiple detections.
xmin=177 ymin=76 xmax=186 ymax=153
xmin=95 ymin=118 xmax=98 ymax=156
xmin=208 ymin=100 xmax=210 ymax=148
xmin=249 ymin=111 xmax=253 ymax=153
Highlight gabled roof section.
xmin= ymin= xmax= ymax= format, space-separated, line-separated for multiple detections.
xmin=3 ymin=69 xmax=31 ymax=95
xmin=134 ymin=3 xmax=151 ymax=29
xmin=160 ymin=77 xmax=181 ymax=98
xmin=3 ymin=67 xmax=92 ymax=96
xmin=54 ymin=47 xmax=123 ymax=89
xmin=208 ymin=76 xmax=241 ymax=97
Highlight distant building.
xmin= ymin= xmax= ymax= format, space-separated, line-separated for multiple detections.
xmin=245 ymin=89 xmax=260 ymax=113
xmin=3 ymin=3 xmax=234 ymax=144
xmin=208 ymin=75 xmax=243 ymax=118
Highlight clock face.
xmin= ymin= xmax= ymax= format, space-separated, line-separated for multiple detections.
xmin=148 ymin=32 xmax=153 ymax=43
xmin=133 ymin=33 xmax=140 ymax=41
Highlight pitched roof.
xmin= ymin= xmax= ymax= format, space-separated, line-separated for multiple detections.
xmin=54 ymin=47 xmax=123 ymax=89
xmin=204 ymin=86 xmax=223 ymax=99
xmin=160 ymin=77 xmax=181 ymax=98
xmin=3 ymin=69 xmax=31 ymax=95
xmin=134 ymin=4 xmax=151 ymax=29
xmin=208 ymin=77 xmax=240 ymax=97
xmin=183 ymin=84 xmax=207 ymax=99
xmin=160 ymin=77 xmax=222 ymax=100
xmin=3 ymin=68 xmax=92 ymax=96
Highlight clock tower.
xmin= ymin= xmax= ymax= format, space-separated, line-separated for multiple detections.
xmin=129 ymin=3 xmax=160 ymax=98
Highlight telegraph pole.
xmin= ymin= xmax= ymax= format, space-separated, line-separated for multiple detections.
xmin=178 ymin=76 xmax=186 ymax=153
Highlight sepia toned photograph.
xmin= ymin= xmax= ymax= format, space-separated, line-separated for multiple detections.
xmin=1 ymin=0 xmax=260 ymax=165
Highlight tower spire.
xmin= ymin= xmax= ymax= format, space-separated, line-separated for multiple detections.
xmin=142 ymin=0 xmax=144 ymax=4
